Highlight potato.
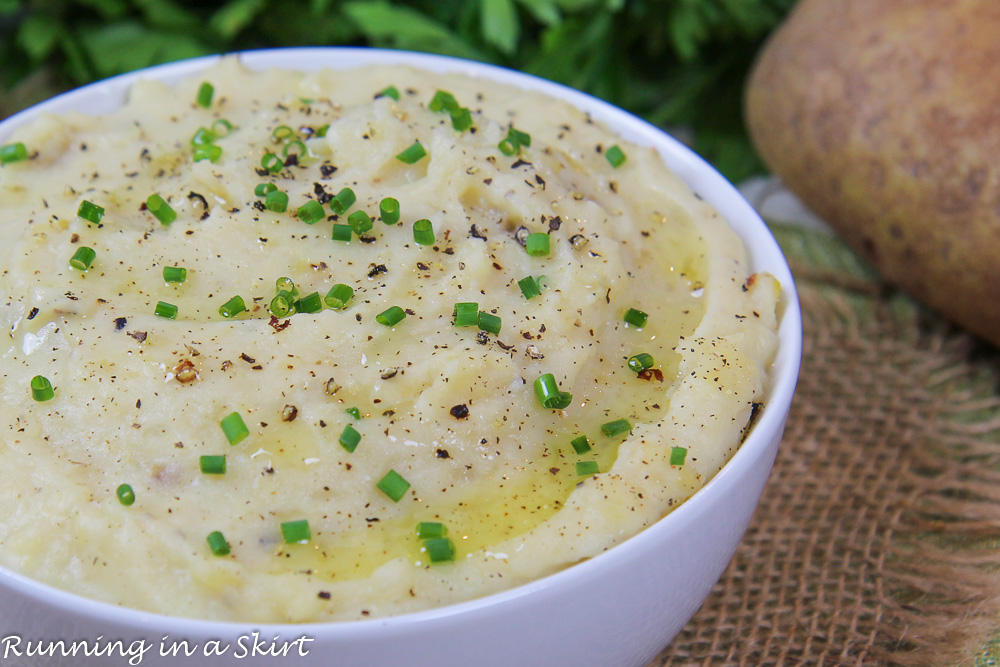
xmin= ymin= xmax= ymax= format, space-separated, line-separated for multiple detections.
xmin=745 ymin=0 xmax=1000 ymax=345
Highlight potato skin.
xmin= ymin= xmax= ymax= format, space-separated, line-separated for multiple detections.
xmin=746 ymin=0 xmax=1000 ymax=345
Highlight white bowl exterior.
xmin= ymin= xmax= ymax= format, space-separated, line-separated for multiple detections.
xmin=0 ymin=48 xmax=801 ymax=667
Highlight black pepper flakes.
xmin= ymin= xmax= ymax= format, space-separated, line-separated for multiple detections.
xmin=436 ymin=449 xmax=451 ymax=459
xmin=368 ymin=264 xmax=388 ymax=278
xmin=27 ymin=308 xmax=39 ymax=321
xmin=450 ymin=404 xmax=469 ymax=419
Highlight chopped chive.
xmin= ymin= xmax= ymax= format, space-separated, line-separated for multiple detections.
xmin=346 ymin=407 xmax=361 ymax=420
xmin=670 ymin=446 xmax=687 ymax=466
xmin=396 ymin=141 xmax=427 ymax=164
xmin=339 ymin=424 xmax=361 ymax=452
xmin=412 ymin=219 xmax=434 ymax=245
xmin=450 ymin=107 xmax=473 ymax=132
xmin=271 ymin=125 xmax=294 ymax=141
xmin=576 ymin=460 xmax=600 ymax=476
xmin=265 ymin=190 xmax=289 ymax=213
xmin=525 ymin=233 xmax=550 ymax=257
xmin=453 ymin=302 xmax=479 ymax=327
xmin=191 ymin=126 xmax=216 ymax=146
xmin=69 ymin=246 xmax=96 ymax=271
xmin=254 ymin=182 xmax=276 ymax=197
xmin=116 ymin=483 xmax=135 ymax=506
xmin=193 ymin=144 xmax=222 ymax=162
xmin=218 ymin=295 xmax=246 ymax=318
xmin=282 ymin=139 xmax=306 ymax=158
xmin=534 ymin=373 xmax=572 ymax=410
xmin=196 ymin=81 xmax=214 ymax=108
xmin=537 ymin=275 xmax=550 ymax=291
xmin=154 ymin=301 xmax=178 ymax=319
xmin=331 ymin=224 xmax=352 ymax=242
xmin=570 ymin=435 xmax=592 ymax=454
xmin=376 ymin=469 xmax=410 ymax=502
xmin=424 ymin=537 xmax=456 ymax=563
xmin=348 ymin=210 xmax=373 ymax=235
xmin=295 ymin=291 xmax=323 ymax=314
xmin=77 ymin=200 xmax=105 ymax=225
xmin=429 ymin=90 xmax=459 ymax=113
xmin=518 ymin=276 xmax=541 ymax=300
xmin=296 ymin=199 xmax=325 ymax=225
xmin=0 ymin=142 xmax=28 ymax=164
xmin=280 ymin=519 xmax=311 ymax=544
xmin=261 ymin=152 xmax=283 ymax=174
xmin=605 ymin=144 xmax=627 ymax=168
xmin=508 ymin=127 xmax=531 ymax=148
xmin=376 ymin=306 xmax=406 ymax=327
xmin=628 ymin=353 xmax=655 ymax=373
xmin=379 ymin=197 xmax=400 ymax=225
xmin=315 ymin=124 xmax=330 ymax=138
xmin=623 ymin=308 xmax=649 ymax=329
xmin=498 ymin=138 xmax=518 ymax=156
xmin=329 ymin=187 xmax=356 ymax=215
xmin=324 ymin=284 xmax=354 ymax=310
xmin=270 ymin=290 xmax=296 ymax=318
xmin=416 ymin=521 xmax=447 ymax=539
xmin=146 ymin=194 xmax=177 ymax=225
xmin=210 ymin=118 xmax=233 ymax=137
xmin=162 ymin=266 xmax=187 ymax=283
xmin=200 ymin=455 xmax=226 ymax=475
xmin=601 ymin=418 xmax=632 ymax=438
xmin=478 ymin=311 xmax=501 ymax=335
xmin=206 ymin=531 xmax=229 ymax=556
xmin=220 ymin=411 xmax=249 ymax=445
xmin=376 ymin=85 xmax=400 ymax=100
xmin=30 ymin=375 xmax=54 ymax=402
xmin=275 ymin=277 xmax=298 ymax=296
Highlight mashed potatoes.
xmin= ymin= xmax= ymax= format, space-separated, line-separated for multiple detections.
xmin=0 ymin=57 xmax=779 ymax=622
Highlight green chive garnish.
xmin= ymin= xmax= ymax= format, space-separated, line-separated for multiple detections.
xmin=162 ymin=266 xmax=187 ymax=283
xmin=154 ymin=301 xmax=178 ymax=319
xmin=69 ymin=246 xmax=96 ymax=271
xmin=196 ymin=81 xmax=214 ymax=108
xmin=377 ymin=469 xmax=410 ymax=502
xmin=518 ymin=276 xmax=541 ymax=300
xmin=146 ymin=194 xmax=177 ymax=226
xmin=219 ymin=295 xmax=246 ymax=318
xmin=261 ymin=152 xmax=283 ymax=174
xmin=570 ymin=435 xmax=591 ymax=454
xmin=0 ymin=142 xmax=28 ymax=164
xmin=254 ymin=182 xmax=276 ymax=197
xmin=116 ymin=483 xmax=135 ymax=506
xmin=416 ymin=521 xmax=447 ymax=539
xmin=220 ymin=411 xmax=249 ymax=445
xmin=534 ymin=373 xmax=573 ymax=410
xmin=265 ymin=190 xmax=289 ymax=213
xmin=576 ymin=460 xmax=599 ymax=476
xmin=298 ymin=200 xmax=326 ymax=225
xmin=601 ymin=418 xmax=632 ymax=438
xmin=376 ymin=85 xmax=400 ymax=100
xmin=331 ymin=224 xmax=352 ymax=242
xmin=525 ymin=233 xmax=550 ymax=257
xmin=282 ymin=140 xmax=306 ymax=158
xmin=508 ymin=127 xmax=531 ymax=148
xmin=191 ymin=127 xmax=216 ymax=146
xmin=206 ymin=531 xmax=229 ymax=556
xmin=30 ymin=375 xmax=54 ymax=402
xmin=450 ymin=107 xmax=473 ymax=132
xmin=348 ymin=210 xmax=373 ymax=236
xmin=478 ymin=311 xmax=501 ymax=335
xmin=329 ymin=187 xmax=356 ymax=215
xmin=315 ymin=124 xmax=330 ymax=138
xmin=193 ymin=144 xmax=221 ymax=162
xmin=380 ymin=197 xmax=400 ymax=225
xmin=670 ymin=446 xmax=687 ymax=466
xmin=339 ymin=424 xmax=361 ymax=452
xmin=413 ymin=219 xmax=435 ymax=245
xmin=270 ymin=291 xmax=295 ymax=318
xmin=281 ymin=519 xmax=311 ymax=544
xmin=324 ymin=284 xmax=354 ymax=309
xmin=623 ymin=308 xmax=649 ymax=328
xmin=346 ymin=407 xmax=361 ymax=419
xmin=211 ymin=118 xmax=233 ymax=137
xmin=376 ymin=306 xmax=406 ymax=327
xmin=453 ymin=302 xmax=479 ymax=327
xmin=274 ymin=276 xmax=297 ymax=295
xmin=424 ymin=537 xmax=456 ymax=563
xmin=605 ymin=144 xmax=627 ymax=168
xmin=77 ymin=200 xmax=105 ymax=225
xmin=429 ymin=90 xmax=459 ymax=112
xmin=498 ymin=138 xmax=518 ymax=156
xmin=396 ymin=141 xmax=427 ymax=164
xmin=628 ymin=353 xmax=654 ymax=373
xmin=200 ymin=455 xmax=226 ymax=475
xmin=271 ymin=125 xmax=294 ymax=141
xmin=295 ymin=291 xmax=323 ymax=314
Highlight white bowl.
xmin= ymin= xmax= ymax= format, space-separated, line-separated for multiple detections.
xmin=0 ymin=48 xmax=801 ymax=666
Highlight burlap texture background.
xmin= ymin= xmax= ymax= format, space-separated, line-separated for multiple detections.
xmin=650 ymin=225 xmax=1000 ymax=666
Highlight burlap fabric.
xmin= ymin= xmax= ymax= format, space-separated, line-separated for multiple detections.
xmin=651 ymin=225 xmax=1000 ymax=666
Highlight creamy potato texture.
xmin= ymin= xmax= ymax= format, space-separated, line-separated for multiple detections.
xmin=0 ymin=58 xmax=779 ymax=622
